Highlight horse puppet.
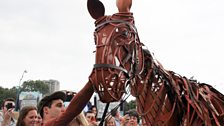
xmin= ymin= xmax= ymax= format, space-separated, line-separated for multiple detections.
xmin=86 ymin=0 xmax=224 ymax=125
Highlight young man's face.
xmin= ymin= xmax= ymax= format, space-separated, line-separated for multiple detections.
xmin=45 ymin=99 xmax=65 ymax=119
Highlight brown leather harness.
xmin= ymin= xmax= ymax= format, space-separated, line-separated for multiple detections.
xmin=91 ymin=13 xmax=144 ymax=103
xmin=89 ymin=12 xmax=224 ymax=126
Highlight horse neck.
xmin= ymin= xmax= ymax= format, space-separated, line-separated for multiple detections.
xmin=132 ymin=50 xmax=181 ymax=125
xmin=135 ymin=50 xmax=224 ymax=125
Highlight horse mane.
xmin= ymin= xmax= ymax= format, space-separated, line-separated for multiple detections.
xmin=135 ymin=48 xmax=224 ymax=125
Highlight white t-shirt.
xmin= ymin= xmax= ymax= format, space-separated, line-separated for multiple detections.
xmin=0 ymin=111 xmax=17 ymax=126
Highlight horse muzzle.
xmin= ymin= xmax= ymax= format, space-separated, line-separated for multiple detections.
xmin=89 ymin=63 xmax=129 ymax=103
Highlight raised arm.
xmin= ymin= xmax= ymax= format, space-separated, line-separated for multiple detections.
xmin=116 ymin=0 xmax=132 ymax=12
xmin=45 ymin=80 xmax=94 ymax=126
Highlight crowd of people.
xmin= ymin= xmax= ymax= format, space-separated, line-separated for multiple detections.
xmin=0 ymin=90 xmax=145 ymax=126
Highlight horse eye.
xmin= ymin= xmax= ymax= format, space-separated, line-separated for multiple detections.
xmin=123 ymin=31 xmax=129 ymax=36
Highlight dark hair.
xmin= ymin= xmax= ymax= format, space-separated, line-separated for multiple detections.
xmin=125 ymin=109 xmax=140 ymax=123
xmin=90 ymin=105 xmax=97 ymax=110
xmin=39 ymin=99 xmax=53 ymax=118
xmin=37 ymin=91 xmax=66 ymax=118
xmin=84 ymin=110 xmax=94 ymax=116
xmin=16 ymin=106 xmax=37 ymax=126
xmin=1 ymin=98 xmax=15 ymax=108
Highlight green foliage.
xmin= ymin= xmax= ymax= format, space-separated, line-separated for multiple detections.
xmin=0 ymin=80 xmax=49 ymax=106
xmin=0 ymin=86 xmax=17 ymax=107
xmin=21 ymin=80 xmax=49 ymax=95
xmin=123 ymin=99 xmax=136 ymax=113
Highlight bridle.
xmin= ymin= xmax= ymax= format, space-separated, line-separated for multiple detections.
xmin=92 ymin=17 xmax=145 ymax=103
xmin=94 ymin=19 xmax=141 ymax=80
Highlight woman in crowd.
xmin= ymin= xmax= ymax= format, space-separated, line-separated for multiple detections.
xmin=105 ymin=115 xmax=116 ymax=126
xmin=36 ymin=113 xmax=43 ymax=126
xmin=16 ymin=106 xmax=37 ymax=126
xmin=90 ymin=105 xmax=98 ymax=120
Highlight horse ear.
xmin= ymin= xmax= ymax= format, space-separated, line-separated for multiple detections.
xmin=87 ymin=0 xmax=105 ymax=20
xmin=116 ymin=0 xmax=132 ymax=12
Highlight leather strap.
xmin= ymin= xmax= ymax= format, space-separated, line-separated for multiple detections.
xmin=94 ymin=64 xmax=128 ymax=74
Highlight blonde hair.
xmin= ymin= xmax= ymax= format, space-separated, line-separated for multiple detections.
xmin=105 ymin=115 xmax=116 ymax=126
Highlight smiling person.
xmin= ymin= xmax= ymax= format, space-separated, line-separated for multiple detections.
xmin=16 ymin=106 xmax=37 ymax=126
xmin=0 ymin=98 xmax=17 ymax=126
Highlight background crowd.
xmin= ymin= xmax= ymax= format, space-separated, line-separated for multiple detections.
xmin=0 ymin=90 xmax=145 ymax=126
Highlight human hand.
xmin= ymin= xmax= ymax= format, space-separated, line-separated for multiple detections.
xmin=4 ymin=108 xmax=14 ymax=120
xmin=120 ymin=114 xmax=130 ymax=125
xmin=2 ymin=108 xmax=14 ymax=126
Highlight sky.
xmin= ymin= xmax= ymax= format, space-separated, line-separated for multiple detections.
xmin=1 ymin=0 xmax=224 ymax=94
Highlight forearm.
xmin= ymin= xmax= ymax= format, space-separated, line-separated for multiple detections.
xmin=46 ymin=81 xmax=94 ymax=126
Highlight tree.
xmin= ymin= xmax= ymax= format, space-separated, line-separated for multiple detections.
xmin=21 ymin=80 xmax=49 ymax=95
xmin=123 ymin=99 xmax=136 ymax=113
xmin=0 ymin=86 xmax=17 ymax=106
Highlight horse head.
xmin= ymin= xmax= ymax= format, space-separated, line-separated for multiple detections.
xmin=87 ymin=0 xmax=145 ymax=103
